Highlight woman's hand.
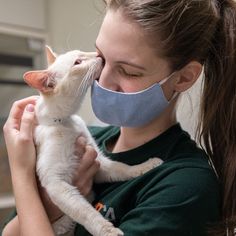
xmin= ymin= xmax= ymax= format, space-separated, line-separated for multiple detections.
xmin=3 ymin=96 xmax=38 ymax=176
xmin=73 ymin=136 xmax=100 ymax=197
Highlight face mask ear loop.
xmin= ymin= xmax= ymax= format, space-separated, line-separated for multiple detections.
xmin=159 ymin=72 xmax=179 ymax=102
xmin=170 ymin=91 xmax=179 ymax=101
xmin=159 ymin=72 xmax=176 ymax=85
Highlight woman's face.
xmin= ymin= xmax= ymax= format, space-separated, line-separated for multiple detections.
xmin=95 ymin=9 xmax=173 ymax=94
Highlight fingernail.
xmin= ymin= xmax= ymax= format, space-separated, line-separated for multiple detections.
xmin=77 ymin=136 xmax=86 ymax=145
xmin=26 ymin=104 xmax=35 ymax=112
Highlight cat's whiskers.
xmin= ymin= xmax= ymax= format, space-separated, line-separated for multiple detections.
xmin=75 ymin=61 xmax=98 ymax=100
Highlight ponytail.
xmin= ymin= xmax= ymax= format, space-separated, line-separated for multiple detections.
xmin=200 ymin=0 xmax=236 ymax=234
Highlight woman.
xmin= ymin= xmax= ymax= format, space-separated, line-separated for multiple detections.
xmin=2 ymin=0 xmax=236 ymax=235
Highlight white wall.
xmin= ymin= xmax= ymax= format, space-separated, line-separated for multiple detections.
xmin=177 ymin=75 xmax=203 ymax=139
xmin=0 ymin=0 xmax=47 ymax=39
xmin=0 ymin=0 xmax=46 ymax=30
xmin=47 ymin=0 xmax=105 ymax=125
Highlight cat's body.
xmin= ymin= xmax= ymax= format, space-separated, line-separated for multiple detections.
xmin=24 ymin=47 xmax=163 ymax=236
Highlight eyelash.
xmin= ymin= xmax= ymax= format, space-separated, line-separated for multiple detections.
xmin=119 ymin=67 xmax=141 ymax=78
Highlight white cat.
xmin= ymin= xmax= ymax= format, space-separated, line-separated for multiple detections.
xmin=23 ymin=46 xmax=163 ymax=236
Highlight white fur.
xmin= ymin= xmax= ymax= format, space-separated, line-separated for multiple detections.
xmin=33 ymin=50 xmax=163 ymax=236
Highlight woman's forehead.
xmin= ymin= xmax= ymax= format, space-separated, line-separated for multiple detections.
xmin=96 ymin=10 xmax=164 ymax=68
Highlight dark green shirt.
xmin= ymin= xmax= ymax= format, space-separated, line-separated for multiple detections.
xmin=1 ymin=124 xmax=220 ymax=236
xmin=75 ymin=123 xmax=220 ymax=236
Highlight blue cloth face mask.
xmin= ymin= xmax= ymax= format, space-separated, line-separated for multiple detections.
xmin=91 ymin=73 xmax=177 ymax=127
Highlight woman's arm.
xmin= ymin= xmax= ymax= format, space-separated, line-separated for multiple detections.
xmin=11 ymin=168 xmax=54 ymax=236
xmin=3 ymin=97 xmax=54 ymax=236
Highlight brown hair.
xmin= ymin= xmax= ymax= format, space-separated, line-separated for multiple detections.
xmin=104 ymin=0 xmax=236 ymax=235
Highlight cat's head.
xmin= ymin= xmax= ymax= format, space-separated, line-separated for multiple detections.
xmin=23 ymin=46 xmax=102 ymax=116
xmin=24 ymin=46 xmax=102 ymax=99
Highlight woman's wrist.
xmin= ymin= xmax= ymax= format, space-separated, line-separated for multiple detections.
xmin=12 ymin=172 xmax=54 ymax=236
xmin=11 ymin=168 xmax=36 ymax=182
xmin=37 ymin=183 xmax=64 ymax=223
xmin=11 ymin=170 xmax=37 ymax=195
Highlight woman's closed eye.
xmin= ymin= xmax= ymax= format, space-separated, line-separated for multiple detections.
xmin=118 ymin=67 xmax=143 ymax=78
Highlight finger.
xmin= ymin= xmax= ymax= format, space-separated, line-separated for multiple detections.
xmin=83 ymin=160 xmax=100 ymax=179
xmin=8 ymin=96 xmax=38 ymax=121
xmin=74 ymin=161 xmax=100 ymax=196
xmin=5 ymin=96 xmax=38 ymax=132
xmin=4 ymin=97 xmax=36 ymax=132
xmin=77 ymin=179 xmax=93 ymax=197
xmin=74 ymin=156 xmax=99 ymax=187
xmin=19 ymin=104 xmax=35 ymax=140
xmin=76 ymin=136 xmax=87 ymax=146
xmin=73 ymin=146 xmax=98 ymax=183
xmin=76 ymin=160 xmax=100 ymax=182
xmin=79 ymin=146 xmax=98 ymax=170
xmin=74 ymin=136 xmax=87 ymax=157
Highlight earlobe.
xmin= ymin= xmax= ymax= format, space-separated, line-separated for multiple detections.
xmin=174 ymin=61 xmax=203 ymax=92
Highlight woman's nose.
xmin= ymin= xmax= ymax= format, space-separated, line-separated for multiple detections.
xmin=98 ymin=64 xmax=120 ymax=91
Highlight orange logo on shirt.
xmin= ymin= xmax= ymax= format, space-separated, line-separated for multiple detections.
xmin=95 ymin=202 xmax=104 ymax=212
xmin=95 ymin=202 xmax=116 ymax=222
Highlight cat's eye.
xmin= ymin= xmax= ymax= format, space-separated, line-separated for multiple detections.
xmin=74 ymin=59 xmax=82 ymax=65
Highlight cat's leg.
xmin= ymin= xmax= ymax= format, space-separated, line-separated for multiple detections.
xmin=95 ymin=154 xmax=163 ymax=183
xmin=46 ymin=180 xmax=124 ymax=236
xmin=72 ymin=116 xmax=163 ymax=183
xmin=52 ymin=215 xmax=75 ymax=235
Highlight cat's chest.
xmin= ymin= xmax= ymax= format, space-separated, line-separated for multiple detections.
xmin=33 ymin=116 xmax=90 ymax=165
xmin=34 ymin=122 xmax=80 ymax=147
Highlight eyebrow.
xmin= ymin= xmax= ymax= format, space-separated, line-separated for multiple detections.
xmin=116 ymin=60 xmax=146 ymax=71
xmin=95 ymin=43 xmax=146 ymax=71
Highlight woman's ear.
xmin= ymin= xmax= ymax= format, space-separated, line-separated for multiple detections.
xmin=174 ymin=61 xmax=203 ymax=92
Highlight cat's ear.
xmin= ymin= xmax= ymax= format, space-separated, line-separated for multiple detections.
xmin=45 ymin=45 xmax=57 ymax=66
xmin=23 ymin=70 xmax=56 ymax=93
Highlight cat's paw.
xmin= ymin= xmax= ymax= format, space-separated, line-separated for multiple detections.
xmin=146 ymin=157 xmax=164 ymax=168
xmin=143 ymin=157 xmax=164 ymax=172
xmin=133 ymin=157 xmax=164 ymax=176
xmin=108 ymin=227 xmax=124 ymax=236
xmin=98 ymin=222 xmax=124 ymax=236
xmin=103 ymin=227 xmax=124 ymax=236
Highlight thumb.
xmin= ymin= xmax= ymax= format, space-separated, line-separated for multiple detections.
xmin=19 ymin=104 xmax=35 ymax=140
